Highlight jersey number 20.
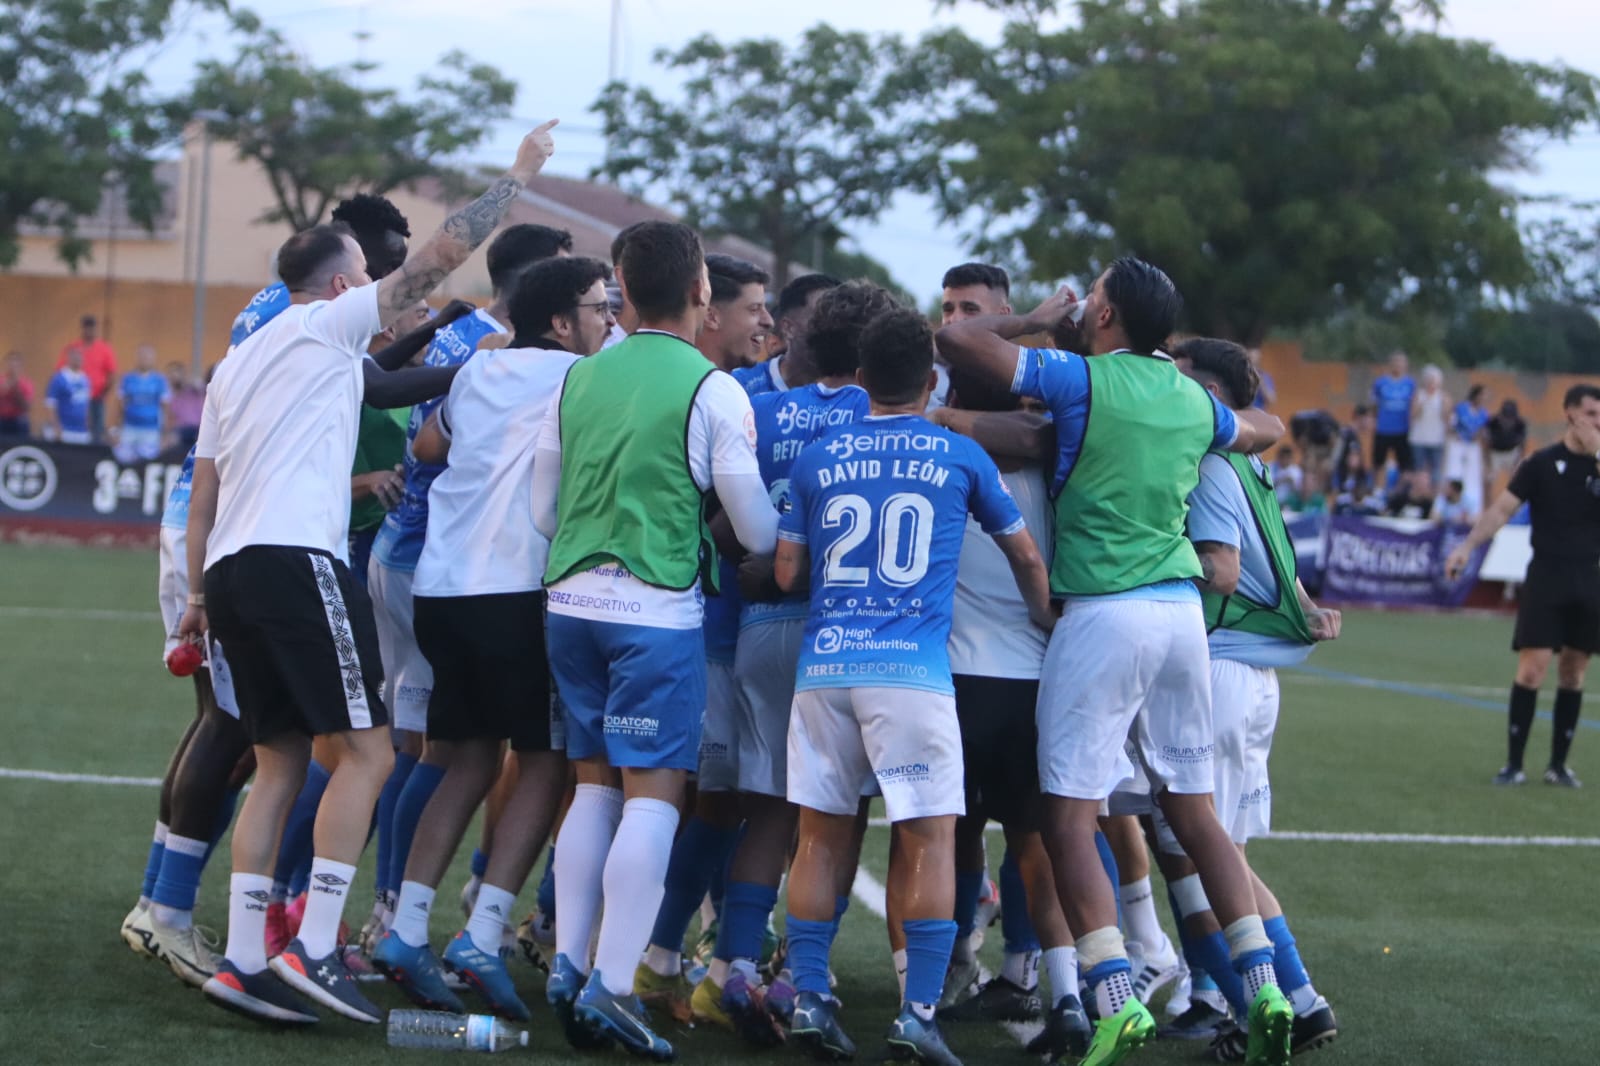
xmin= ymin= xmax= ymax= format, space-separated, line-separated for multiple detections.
xmin=821 ymin=492 xmax=934 ymax=588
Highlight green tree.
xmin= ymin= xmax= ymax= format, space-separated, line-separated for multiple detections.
xmin=1522 ymin=202 xmax=1600 ymax=310
xmin=919 ymin=0 xmax=1599 ymax=344
xmin=593 ymin=25 xmax=931 ymax=289
xmin=0 ymin=0 xmax=224 ymax=268
xmin=184 ymin=26 xmax=515 ymax=229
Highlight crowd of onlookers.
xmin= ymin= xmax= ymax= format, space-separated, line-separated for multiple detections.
xmin=1282 ymin=351 xmax=1530 ymax=525
xmin=0 ymin=314 xmax=208 ymax=459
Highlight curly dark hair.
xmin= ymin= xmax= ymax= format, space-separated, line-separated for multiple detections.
xmin=1171 ymin=336 xmax=1257 ymax=410
xmin=509 ymin=256 xmax=612 ymax=341
xmin=858 ymin=308 xmax=936 ymax=406
xmin=806 ymin=280 xmax=901 ymax=379
xmin=329 ymin=193 xmax=411 ymax=279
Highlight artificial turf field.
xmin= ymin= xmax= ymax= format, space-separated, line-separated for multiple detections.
xmin=2 ymin=542 xmax=1597 ymax=1065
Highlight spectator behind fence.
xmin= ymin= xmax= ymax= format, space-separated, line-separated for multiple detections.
xmin=1333 ymin=447 xmax=1378 ymax=515
xmin=1289 ymin=407 xmax=1339 ymax=498
xmin=1270 ymin=445 xmax=1303 ymax=508
xmin=1447 ymin=383 xmax=1490 ymax=515
xmin=56 ymin=314 xmax=117 ymax=443
xmin=1384 ymin=469 xmax=1436 ymax=521
xmin=45 ymin=345 xmax=93 ymax=444
xmin=1487 ymin=399 xmax=1528 ymax=482
xmin=167 ymin=361 xmax=206 ymax=451
xmin=1371 ymin=350 xmax=1416 ymax=473
xmin=1435 ymin=478 xmax=1477 ymax=526
xmin=117 ymin=344 xmax=171 ymax=461
xmin=1249 ymin=347 xmax=1276 ymax=409
xmin=1409 ymin=365 xmax=1449 ymax=483
xmin=0 ymin=351 xmax=34 ymax=437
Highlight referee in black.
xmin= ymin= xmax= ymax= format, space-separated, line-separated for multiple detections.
xmin=1447 ymin=384 xmax=1600 ymax=788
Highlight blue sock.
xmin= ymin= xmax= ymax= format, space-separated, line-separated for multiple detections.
xmin=832 ymin=894 xmax=850 ymax=938
xmin=272 ymin=760 xmax=330 ymax=894
xmin=1264 ymin=916 xmax=1310 ymax=994
xmin=1195 ymin=929 xmax=1250 ymax=1016
xmin=648 ymin=817 xmax=740 ymax=951
xmin=1165 ymin=886 xmax=1221 ymax=997
xmin=374 ymin=751 xmax=418 ymax=897
xmin=470 ymin=847 xmax=490 ymax=879
xmin=998 ymin=850 xmax=1040 ymax=953
xmin=716 ymin=881 xmax=779 ymax=962
xmin=151 ymin=834 xmax=207 ymax=912
xmin=388 ymin=761 xmax=446 ymax=891
xmin=903 ymin=918 xmax=959 ymax=1007
xmin=1092 ymin=831 xmax=1121 ymax=927
xmin=536 ymin=847 xmax=557 ymax=916
xmin=140 ymin=832 xmax=167 ymax=900
xmin=953 ymin=868 xmax=985 ymax=941
xmin=708 ymin=830 xmax=734 ymax=921
xmin=785 ymin=916 xmax=837 ymax=996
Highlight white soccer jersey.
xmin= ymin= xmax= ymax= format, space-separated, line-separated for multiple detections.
xmin=948 ymin=466 xmax=1054 ymax=679
xmin=196 ymin=283 xmax=379 ymax=569
xmin=414 ymin=343 xmax=579 ymax=598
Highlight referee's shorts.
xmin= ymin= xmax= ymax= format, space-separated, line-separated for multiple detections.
xmin=1513 ymin=558 xmax=1600 ymax=654
xmin=205 ymin=546 xmax=389 ymax=744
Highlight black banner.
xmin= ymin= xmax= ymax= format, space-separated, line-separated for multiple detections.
xmin=0 ymin=439 xmax=188 ymax=526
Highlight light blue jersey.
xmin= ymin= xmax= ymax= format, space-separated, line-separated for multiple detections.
xmin=781 ymin=414 xmax=1024 ymax=696
xmin=733 ymin=358 xmax=786 ymax=398
xmin=120 ymin=371 xmax=170 ymax=429
xmin=1186 ymin=452 xmax=1312 ymax=669
xmin=743 ymin=382 xmax=871 ymax=628
xmin=164 ymin=283 xmax=292 ymax=530
xmin=371 ymin=309 xmax=505 ymax=572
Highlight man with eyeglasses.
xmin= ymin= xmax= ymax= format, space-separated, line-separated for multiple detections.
xmin=1448 ymin=383 xmax=1600 ymax=789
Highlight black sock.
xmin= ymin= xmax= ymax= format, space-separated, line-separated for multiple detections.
xmin=1507 ymin=684 xmax=1538 ymax=771
xmin=1550 ymin=689 xmax=1583 ymax=770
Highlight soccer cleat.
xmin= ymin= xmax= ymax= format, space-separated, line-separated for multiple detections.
xmin=516 ymin=910 xmax=556 ymax=973
xmin=122 ymin=903 xmax=160 ymax=961
xmin=1208 ymin=1021 xmax=1247 ymax=1062
xmin=1159 ymin=999 xmax=1230 ymax=1041
xmin=270 ymin=937 xmax=382 ymax=1023
xmin=1078 ymin=998 xmax=1156 ymax=1066
xmin=265 ymin=901 xmax=291 ymax=959
xmin=935 ymin=953 xmax=982 ymax=1010
xmin=791 ymin=990 xmax=857 ymax=1061
xmin=723 ymin=967 xmax=786 ymax=1047
xmin=1129 ymin=942 xmax=1185 ymax=1006
xmin=151 ymin=920 xmax=221 ymax=988
xmin=765 ymin=972 xmax=799 ymax=1027
xmin=1024 ymin=994 xmax=1092 ymax=1058
xmin=1492 ymin=766 xmax=1526 ymax=786
xmin=358 ymin=896 xmax=392 ymax=958
xmin=371 ymin=930 xmax=464 ymax=1012
xmin=1544 ymin=766 xmax=1582 ymax=788
xmin=635 ymin=962 xmax=695 ymax=1024
xmin=548 ymin=953 xmax=608 ymax=1050
xmin=203 ymin=958 xmax=319 ymax=1026
xmin=575 ymin=971 xmax=676 ymax=1061
xmin=1244 ymin=985 xmax=1294 ymax=1066
xmin=937 ymin=975 xmax=1041 ymax=1022
xmin=690 ymin=972 xmax=734 ymax=1030
xmin=443 ymin=930 xmax=530 ymax=1021
xmin=1290 ymin=998 xmax=1338 ymax=1055
xmin=886 ymin=1007 xmax=962 ymax=1066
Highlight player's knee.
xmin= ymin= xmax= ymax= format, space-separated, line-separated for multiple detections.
xmin=1516 ymin=650 xmax=1552 ymax=688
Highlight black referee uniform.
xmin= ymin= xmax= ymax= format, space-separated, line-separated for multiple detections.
xmin=1503 ymin=440 xmax=1600 ymax=781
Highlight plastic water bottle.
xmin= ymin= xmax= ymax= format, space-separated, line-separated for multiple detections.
xmin=387 ymin=1009 xmax=530 ymax=1052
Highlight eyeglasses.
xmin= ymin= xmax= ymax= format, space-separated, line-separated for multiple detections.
xmin=573 ymin=301 xmax=612 ymax=316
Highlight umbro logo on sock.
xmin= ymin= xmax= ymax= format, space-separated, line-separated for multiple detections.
xmin=313 ymin=873 xmax=349 ymax=888
xmin=244 ymin=890 xmax=272 ymax=904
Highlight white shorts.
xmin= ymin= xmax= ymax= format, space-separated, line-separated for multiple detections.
xmin=156 ymin=525 xmax=240 ymax=720
xmin=366 ymin=557 xmax=431 ymax=734
xmin=697 ymin=661 xmax=740 ymax=792
xmin=788 ymin=686 xmax=964 ymax=822
xmin=117 ymin=426 xmax=162 ymax=462
xmin=1210 ymin=658 xmax=1279 ymax=844
xmin=733 ymin=618 xmax=805 ymax=797
xmin=1037 ymin=598 xmax=1215 ymax=800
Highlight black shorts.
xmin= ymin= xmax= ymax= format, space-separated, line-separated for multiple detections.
xmin=414 ymin=591 xmax=556 ymax=752
xmin=205 ymin=546 xmax=388 ymax=744
xmin=1514 ymin=561 xmax=1600 ymax=654
xmin=1371 ymin=432 xmax=1413 ymax=472
xmin=953 ymin=674 xmax=1042 ymax=831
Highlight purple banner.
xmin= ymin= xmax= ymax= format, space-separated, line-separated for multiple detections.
xmin=1321 ymin=516 xmax=1486 ymax=607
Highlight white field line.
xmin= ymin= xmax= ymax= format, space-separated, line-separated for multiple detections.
xmin=0 ymin=605 xmax=160 ymax=622
xmin=0 ymin=767 xmax=164 ymax=787
xmin=863 ymin=817 xmax=1600 ymax=845
xmin=1279 ymin=672 xmax=1507 ymax=698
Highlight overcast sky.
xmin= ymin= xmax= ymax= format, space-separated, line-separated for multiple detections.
xmin=154 ymin=0 xmax=1600 ymax=299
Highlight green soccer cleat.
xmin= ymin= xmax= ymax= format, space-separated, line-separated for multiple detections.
xmin=1245 ymin=985 xmax=1294 ymax=1066
xmin=1078 ymin=999 xmax=1156 ymax=1066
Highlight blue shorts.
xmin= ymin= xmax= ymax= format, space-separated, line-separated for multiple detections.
xmin=547 ymin=614 xmax=707 ymax=771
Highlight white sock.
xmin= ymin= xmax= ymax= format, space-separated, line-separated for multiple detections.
xmin=392 ymin=880 xmax=436 ymax=948
xmin=466 ymin=884 xmax=516 ymax=949
xmin=1288 ymin=983 xmax=1321 ymax=1016
xmin=1001 ymin=948 xmax=1040 ymax=990
xmin=644 ymin=944 xmax=682 ymax=978
xmin=731 ymin=957 xmax=760 ymax=983
xmin=707 ymin=958 xmax=730 ymax=989
xmin=892 ymin=948 xmax=908 ymax=999
xmin=1119 ymin=876 xmax=1173 ymax=958
xmin=1043 ymin=946 xmax=1079 ymax=1006
xmin=298 ymin=858 xmax=357 ymax=959
xmin=226 ymin=872 xmax=274 ymax=974
xmin=151 ymin=903 xmax=193 ymax=930
xmin=595 ymin=797 xmax=679 ymax=995
xmin=554 ymin=784 xmax=624 ymax=973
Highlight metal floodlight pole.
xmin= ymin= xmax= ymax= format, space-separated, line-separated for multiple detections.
xmin=190 ymin=110 xmax=229 ymax=379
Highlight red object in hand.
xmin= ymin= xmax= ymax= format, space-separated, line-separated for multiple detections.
xmin=166 ymin=642 xmax=204 ymax=677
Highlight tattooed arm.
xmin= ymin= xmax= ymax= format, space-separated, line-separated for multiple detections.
xmin=374 ymin=119 xmax=559 ymax=329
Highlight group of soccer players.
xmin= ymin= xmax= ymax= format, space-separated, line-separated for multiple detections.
xmin=115 ymin=117 xmax=1344 ymax=1066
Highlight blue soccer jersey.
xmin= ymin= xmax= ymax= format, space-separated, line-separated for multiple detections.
xmin=781 ymin=414 xmax=1024 ymax=695
xmin=733 ymin=358 xmax=787 ymax=398
xmin=120 ymin=371 xmax=170 ymax=429
xmin=372 ymin=309 xmax=505 ymax=572
xmin=743 ymin=382 xmax=871 ymax=628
